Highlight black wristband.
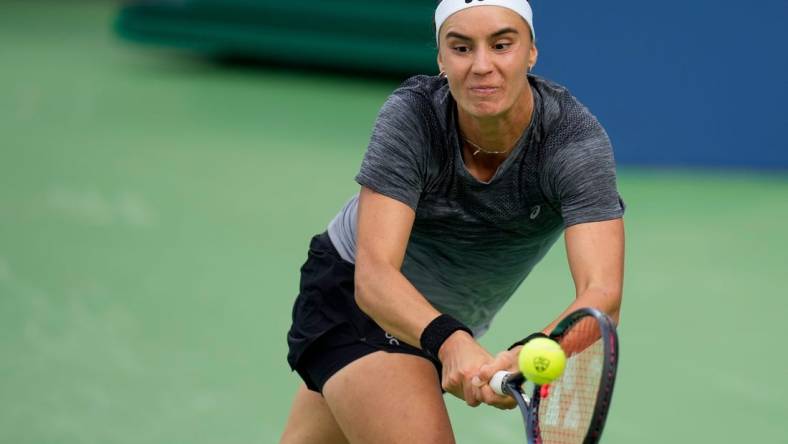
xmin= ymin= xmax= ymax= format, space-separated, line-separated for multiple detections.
xmin=420 ymin=314 xmax=473 ymax=360
xmin=507 ymin=332 xmax=549 ymax=351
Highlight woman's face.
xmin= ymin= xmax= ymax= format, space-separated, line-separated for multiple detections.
xmin=438 ymin=6 xmax=537 ymax=119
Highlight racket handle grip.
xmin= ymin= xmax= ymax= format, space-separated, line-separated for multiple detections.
xmin=490 ymin=371 xmax=512 ymax=396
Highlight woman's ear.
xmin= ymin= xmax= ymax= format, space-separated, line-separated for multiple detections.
xmin=528 ymin=43 xmax=539 ymax=72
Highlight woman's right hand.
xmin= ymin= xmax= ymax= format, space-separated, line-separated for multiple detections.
xmin=437 ymin=331 xmax=495 ymax=407
xmin=438 ymin=332 xmax=519 ymax=409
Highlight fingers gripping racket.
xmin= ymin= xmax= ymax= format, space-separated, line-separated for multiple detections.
xmin=490 ymin=308 xmax=619 ymax=444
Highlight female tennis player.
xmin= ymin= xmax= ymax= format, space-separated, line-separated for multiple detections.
xmin=280 ymin=1 xmax=624 ymax=443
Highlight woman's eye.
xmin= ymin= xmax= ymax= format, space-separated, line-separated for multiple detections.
xmin=494 ymin=43 xmax=511 ymax=51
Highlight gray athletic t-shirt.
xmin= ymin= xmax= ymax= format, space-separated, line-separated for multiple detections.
xmin=327 ymin=74 xmax=624 ymax=336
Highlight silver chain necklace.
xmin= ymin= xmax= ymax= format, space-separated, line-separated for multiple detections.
xmin=463 ymin=137 xmax=512 ymax=156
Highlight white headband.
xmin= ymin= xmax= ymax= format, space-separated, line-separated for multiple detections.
xmin=435 ymin=0 xmax=535 ymax=43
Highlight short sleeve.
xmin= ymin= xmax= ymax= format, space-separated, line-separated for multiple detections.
xmin=354 ymin=93 xmax=430 ymax=210
xmin=550 ymin=124 xmax=626 ymax=228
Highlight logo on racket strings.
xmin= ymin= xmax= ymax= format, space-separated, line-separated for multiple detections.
xmin=533 ymin=356 xmax=551 ymax=373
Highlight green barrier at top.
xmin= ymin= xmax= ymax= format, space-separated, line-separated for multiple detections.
xmin=115 ymin=0 xmax=439 ymax=75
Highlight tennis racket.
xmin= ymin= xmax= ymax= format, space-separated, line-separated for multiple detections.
xmin=490 ymin=307 xmax=619 ymax=444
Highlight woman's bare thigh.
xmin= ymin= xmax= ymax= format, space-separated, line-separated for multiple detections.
xmin=322 ymin=351 xmax=454 ymax=444
xmin=280 ymin=384 xmax=349 ymax=444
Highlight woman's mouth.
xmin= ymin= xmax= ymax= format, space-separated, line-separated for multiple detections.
xmin=469 ymin=86 xmax=499 ymax=96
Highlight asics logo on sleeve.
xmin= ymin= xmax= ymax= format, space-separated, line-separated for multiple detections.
xmin=530 ymin=205 xmax=541 ymax=220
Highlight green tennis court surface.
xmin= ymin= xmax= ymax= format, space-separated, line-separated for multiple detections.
xmin=2 ymin=2 xmax=786 ymax=443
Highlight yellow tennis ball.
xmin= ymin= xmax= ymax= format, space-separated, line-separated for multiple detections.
xmin=518 ymin=337 xmax=566 ymax=385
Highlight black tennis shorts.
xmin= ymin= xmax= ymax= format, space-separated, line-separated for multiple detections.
xmin=286 ymin=232 xmax=441 ymax=393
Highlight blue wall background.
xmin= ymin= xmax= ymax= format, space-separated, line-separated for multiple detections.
xmin=531 ymin=0 xmax=787 ymax=169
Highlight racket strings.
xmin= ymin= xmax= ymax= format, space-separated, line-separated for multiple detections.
xmin=537 ymin=316 xmax=604 ymax=444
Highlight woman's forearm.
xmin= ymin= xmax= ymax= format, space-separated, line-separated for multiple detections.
xmin=354 ymin=257 xmax=441 ymax=349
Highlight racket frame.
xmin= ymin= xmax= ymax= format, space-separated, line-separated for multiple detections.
xmin=497 ymin=307 xmax=619 ymax=444
xmin=545 ymin=307 xmax=619 ymax=443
